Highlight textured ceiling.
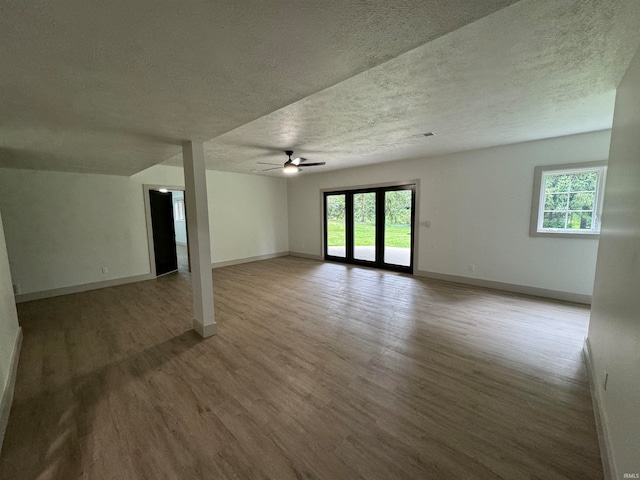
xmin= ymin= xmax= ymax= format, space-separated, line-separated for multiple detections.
xmin=161 ymin=0 xmax=640 ymax=176
xmin=0 ymin=0 xmax=521 ymax=175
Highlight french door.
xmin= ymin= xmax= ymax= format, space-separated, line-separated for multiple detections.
xmin=324 ymin=184 xmax=415 ymax=273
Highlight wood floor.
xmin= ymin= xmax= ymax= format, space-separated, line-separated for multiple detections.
xmin=0 ymin=257 xmax=602 ymax=479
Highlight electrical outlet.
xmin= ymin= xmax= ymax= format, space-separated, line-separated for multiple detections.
xmin=102 ymin=267 xmax=109 ymax=274
xmin=604 ymin=371 xmax=609 ymax=391
xmin=420 ymin=220 xmax=431 ymax=228
xmin=468 ymin=264 xmax=476 ymax=272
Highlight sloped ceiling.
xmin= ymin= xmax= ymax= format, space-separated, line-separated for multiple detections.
xmin=1 ymin=0 xmax=639 ymax=176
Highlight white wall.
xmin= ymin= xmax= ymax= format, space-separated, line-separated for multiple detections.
xmin=171 ymin=190 xmax=187 ymax=245
xmin=0 ymin=165 xmax=288 ymax=295
xmin=0 ymin=207 xmax=20 ymax=451
xmin=588 ymin=47 xmax=640 ymax=478
xmin=288 ymin=130 xmax=610 ymax=297
xmin=206 ymin=170 xmax=289 ymax=264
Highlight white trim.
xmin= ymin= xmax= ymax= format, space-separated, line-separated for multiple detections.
xmin=212 ymin=251 xmax=289 ymax=269
xmin=412 ymin=180 xmax=421 ymax=270
xmin=415 ymin=269 xmax=591 ymax=304
xmin=193 ymin=318 xmax=217 ymax=338
xmin=13 ymin=253 xmax=293 ymax=302
xmin=14 ymin=273 xmax=155 ymax=303
xmin=14 ymin=257 xmax=590 ymax=305
xmin=0 ymin=327 xmax=22 ymax=454
xmin=289 ymin=251 xmax=323 ymax=261
xmin=583 ymin=338 xmax=616 ymax=480
xmin=536 ymin=167 xmax=606 ymax=234
xmin=319 ymin=190 xmax=326 ymax=258
xmin=530 ymin=161 xmax=607 ymax=239
xmin=320 ymin=179 xmax=421 ymax=194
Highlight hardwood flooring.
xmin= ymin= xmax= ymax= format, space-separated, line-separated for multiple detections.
xmin=0 ymin=256 xmax=602 ymax=479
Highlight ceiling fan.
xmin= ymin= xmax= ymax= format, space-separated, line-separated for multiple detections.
xmin=256 ymin=150 xmax=326 ymax=174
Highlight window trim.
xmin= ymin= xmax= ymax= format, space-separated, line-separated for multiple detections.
xmin=530 ymin=161 xmax=607 ymax=239
xmin=174 ymin=198 xmax=186 ymax=221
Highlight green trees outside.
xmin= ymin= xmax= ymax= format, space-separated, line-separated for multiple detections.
xmin=543 ymin=172 xmax=597 ymax=229
xmin=383 ymin=190 xmax=411 ymax=226
xmin=326 ymin=191 xmax=412 ymax=248
xmin=326 ymin=194 xmax=346 ymax=221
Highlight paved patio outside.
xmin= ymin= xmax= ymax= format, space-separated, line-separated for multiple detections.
xmin=327 ymin=246 xmax=410 ymax=266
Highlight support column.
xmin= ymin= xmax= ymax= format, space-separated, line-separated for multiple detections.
xmin=183 ymin=141 xmax=216 ymax=337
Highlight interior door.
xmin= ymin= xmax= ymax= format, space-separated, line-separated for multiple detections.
xmin=149 ymin=190 xmax=178 ymax=276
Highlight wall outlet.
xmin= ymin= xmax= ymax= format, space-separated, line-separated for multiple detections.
xmin=420 ymin=220 xmax=431 ymax=228
xmin=468 ymin=264 xmax=476 ymax=272
xmin=12 ymin=283 xmax=20 ymax=295
xmin=604 ymin=371 xmax=609 ymax=391
xmin=102 ymin=267 xmax=109 ymax=274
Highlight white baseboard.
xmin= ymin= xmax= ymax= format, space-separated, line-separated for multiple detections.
xmin=14 ymin=252 xmax=293 ymax=303
xmin=211 ymin=251 xmax=290 ymax=269
xmin=415 ymin=269 xmax=591 ymax=304
xmin=0 ymin=327 xmax=22 ymax=454
xmin=583 ymin=338 xmax=616 ymax=480
xmin=288 ymin=251 xmax=323 ymax=261
xmin=14 ymin=273 xmax=155 ymax=303
xmin=192 ymin=318 xmax=217 ymax=338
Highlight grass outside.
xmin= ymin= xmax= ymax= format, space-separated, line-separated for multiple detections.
xmin=327 ymin=220 xmax=411 ymax=248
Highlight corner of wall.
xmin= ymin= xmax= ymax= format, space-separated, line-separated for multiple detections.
xmin=582 ymin=337 xmax=616 ymax=480
xmin=0 ymin=327 xmax=22 ymax=454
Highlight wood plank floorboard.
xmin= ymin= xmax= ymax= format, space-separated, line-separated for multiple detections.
xmin=0 ymin=256 xmax=602 ymax=479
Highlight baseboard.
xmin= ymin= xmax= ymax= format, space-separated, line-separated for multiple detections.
xmin=288 ymin=251 xmax=323 ymax=261
xmin=583 ymin=338 xmax=616 ymax=480
xmin=14 ymin=252 xmax=293 ymax=303
xmin=211 ymin=251 xmax=289 ymax=269
xmin=415 ymin=270 xmax=591 ymax=304
xmin=192 ymin=318 xmax=217 ymax=338
xmin=14 ymin=273 xmax=155 ymax=303
xmin=0 ymin=327 xmax=22 ymax=455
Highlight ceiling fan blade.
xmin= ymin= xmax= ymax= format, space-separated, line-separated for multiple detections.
xmin=257 ymin=162 xmax=282 ymax=166
xmin=256 ymin=167 xmax=282 ymax=172
xmin=299 ymin=162 xmax=326 ymax=167
xmin=292 ymin=157 xmax=306 ymax=165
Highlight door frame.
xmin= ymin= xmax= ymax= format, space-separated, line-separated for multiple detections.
xmin=321 ymin=180 xmax=419 ymax=274
xmin=143 ymin=184 xmax=186 ymax=277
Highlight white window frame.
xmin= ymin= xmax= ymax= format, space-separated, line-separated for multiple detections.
xmin=174 ymin=198 xmax=186 ymax=221
xmin=530 ymin=161 xmax=607 ymax=239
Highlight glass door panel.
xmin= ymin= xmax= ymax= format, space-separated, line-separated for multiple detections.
xmin=383 ymin=190 xmax=412 ymax=267
xmin=324 ymin=185 xmax=414 ymax=273
xmin=353 ymin=192 xmax=376 ymax=262
xmin=326 ymin=194 xmax=346 ymax=258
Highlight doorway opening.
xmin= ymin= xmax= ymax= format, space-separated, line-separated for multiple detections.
xmin=170 ymin=190 xmax=189 ymax=273
xmin=145 ymin=186 xmax=189 ymax=277
xmin=324 ymin=184 xmax=416 ymax=273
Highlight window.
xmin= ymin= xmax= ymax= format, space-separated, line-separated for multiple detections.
xmin=174 ymin=198 xmax=185 ymax=221
xmin=530 ymin=162 xmax=606 ymax=238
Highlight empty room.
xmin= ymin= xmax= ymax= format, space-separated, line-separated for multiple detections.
xmin=1 ymin=1 xmax=639 ymax=479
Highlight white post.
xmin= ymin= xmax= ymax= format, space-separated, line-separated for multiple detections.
xmin=183 ymin=141 xmax=216 ymax=337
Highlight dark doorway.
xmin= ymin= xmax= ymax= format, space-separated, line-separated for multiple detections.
xmin=149 ymin=190 xmax=178 ymax=276
xmin=324 ymin=184 xmax=416 ymax=273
